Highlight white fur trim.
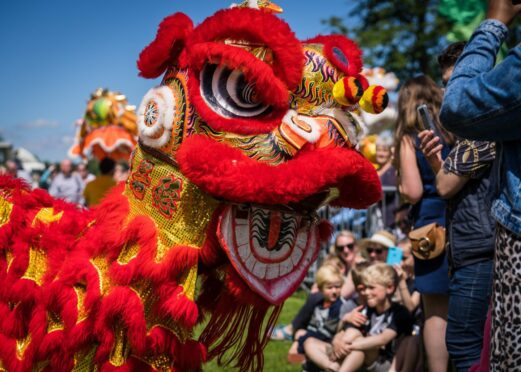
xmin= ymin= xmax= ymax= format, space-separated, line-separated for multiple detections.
xmin=137 ymin=86 xmax=175 ymax=148
xmin=84 ymin=137 xmax=135 ymax=154
xmin=248 ymin=0 xmax=260 ymax=9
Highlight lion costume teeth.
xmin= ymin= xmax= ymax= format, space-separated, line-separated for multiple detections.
xmin=0 ymin=4 xmax=385 ymax=371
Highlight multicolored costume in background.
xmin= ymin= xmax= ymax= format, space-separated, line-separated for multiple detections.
xmin=0 ymin=2 xmax=387 ymax=371
xmin=69 ymin=88 xmax=138 ymax=161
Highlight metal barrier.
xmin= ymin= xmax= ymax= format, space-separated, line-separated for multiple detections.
xmin=300 ymin=186 xmax=399 ymax=291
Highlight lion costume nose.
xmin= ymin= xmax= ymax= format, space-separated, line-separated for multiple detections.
xmin=278 ymin=110 xmax=356 ymax=150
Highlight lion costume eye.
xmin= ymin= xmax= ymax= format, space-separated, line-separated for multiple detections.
xmin=200 ymin=63 xmax=271 ymax=119
xmin=137 ymin=86 xmax=175 ymax=148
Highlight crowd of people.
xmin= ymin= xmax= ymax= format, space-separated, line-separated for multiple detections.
xmin=1 ymin=157 xmax=129 ymax=208
xmin=270 ymin=1 xmax=521 ymax=371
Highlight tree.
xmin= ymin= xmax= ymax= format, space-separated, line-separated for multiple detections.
xmin=323 ymin=0 xmax=521 ymax=82
xmin=323 ymin=0 xmax=452 ymax=82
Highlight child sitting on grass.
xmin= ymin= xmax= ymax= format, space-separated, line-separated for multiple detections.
xmin=330 ymin=263 xmax=413 ymax=371
xmin=298 ymin=264 xmax=351 ymax=371
xmin=287 ymin=260 xmax=370 ymax=365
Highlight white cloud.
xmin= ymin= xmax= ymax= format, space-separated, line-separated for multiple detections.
xmin=22 ymin=118 xmax=60 ymax=129
xmin=61 ymin=135 xmax=75 ymax=145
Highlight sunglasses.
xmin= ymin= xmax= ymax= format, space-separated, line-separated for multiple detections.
xmin=336 ymin=243 xmax=355 ymax=251
xmin=366 ymin=246 xmax=385 ymax=255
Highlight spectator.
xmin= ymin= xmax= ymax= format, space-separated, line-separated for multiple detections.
xmin=83 ymin=157 xmax=117 ymax=207
xmin=330 ymin=263 xmax=413 ymax=371
xmin=391 ymin=238 xmax=423 ymax=372
xmin=394 ymin=75 xmax=455 ymax=372
xmin=375 ymin=131 xmax=398 ymax=229
xmin=358 ymin=230 xmax=396 ymax=263
xmin=299 ymin=265 xmax=351 ymax=371
xmin=287 ymin=261 xmax=373 ymax=365
xmin=336 ymin=261 xmax=372 ymax=330
xmin=439 ymin=1 xmax=521 ymax=369
xmin=30 ymin=170 xmax=42 ymax=189
xmin=438 ymin=41 xmax=467 ymax=87
xmin=419 ymin=40 xmax=496 ymax=371
xmin=5 ymin=159 xmax=31 ymax=183
xmin=77 ymin=162 xmax=95 ymax=187
xmin=391 ymin=203 xmax=412 ymax=241
xmin=49 ymin=159 xmax=83 ymax=204
xmin=271 ymin=231 xmax=359 ymax=342
xmin=39 ymin=164 xmax=58 ymax=190
xmin=393 ymin=238 xmax=421 ymax=314
xmin=114 ymin=161 xmax=130 ymax=183
xmin=77 ymin=162 xmax=95 ymax=205
xmin=5 ymin=160 xmax=17 ymax=178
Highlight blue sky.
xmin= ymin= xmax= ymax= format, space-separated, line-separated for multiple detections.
xmin=0 ymin=0 xmax=353 ymax=162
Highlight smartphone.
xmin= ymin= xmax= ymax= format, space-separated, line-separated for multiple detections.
xmin=416 ymin=104 xmax=434 ymax=131
xmin=386 ymin=246 xmax=403 ymax=266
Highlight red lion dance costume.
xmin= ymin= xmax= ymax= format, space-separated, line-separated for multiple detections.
xmin=0 ymin=2 xmax=387 ymax=371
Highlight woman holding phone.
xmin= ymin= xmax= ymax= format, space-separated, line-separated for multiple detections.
xmin=394 ymin=75 xmax=455 ymax=372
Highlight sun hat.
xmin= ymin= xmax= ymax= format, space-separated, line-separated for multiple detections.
xmin=358 ymin=230 xmax=397 ymax=250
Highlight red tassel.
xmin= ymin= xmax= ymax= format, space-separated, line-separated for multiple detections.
xmin=199 ymin=267 xmax=282 ymax=372
xmin=318 ymin=219 xmax=334 ymax=243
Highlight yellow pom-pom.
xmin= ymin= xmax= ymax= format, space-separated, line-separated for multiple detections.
xmin=359 ymin=85 xmax=388 ymax=114
xmin=333 ymin=76 xmax=364 ymax=107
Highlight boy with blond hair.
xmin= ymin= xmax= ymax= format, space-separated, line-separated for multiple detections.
xmin=330 ymin=263 xmax=413 ymax=372
xmin=299 ymin=265 xmax=352 ymax=371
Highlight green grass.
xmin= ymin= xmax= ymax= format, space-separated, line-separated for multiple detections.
xmin=203 ymin=291 xmax=307 ymax=371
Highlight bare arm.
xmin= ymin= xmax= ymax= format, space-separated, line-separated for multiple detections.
xmin=397 ymin=285 xmax=421 ymax=313
xmin=398 ymin=135 xmax=423 ymax=205
xmin=435 ymin=169 xmax=469 ymax=199
xmin=418 ymin=130 xmax=470 ymax=199
xmin=394 ymin=265 xmax=421 ymax=312
xmin=350 ymin=328 xmax=397 ymax=351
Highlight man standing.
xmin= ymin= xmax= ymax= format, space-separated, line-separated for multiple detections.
xmin=49 ymin=159 xmax=83 ymax=205
xmin=440 ymin=0 xmax=521 ymax=369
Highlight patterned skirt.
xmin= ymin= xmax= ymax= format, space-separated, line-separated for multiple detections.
xmin=490 ymin=224 xmax=521 ymax=371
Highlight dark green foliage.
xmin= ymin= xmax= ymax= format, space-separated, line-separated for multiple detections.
xmin=323 ymin=0 xmax=452 ymax=82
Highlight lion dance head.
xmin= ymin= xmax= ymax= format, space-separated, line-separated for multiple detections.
xmin=0 ymin=2 xmax=386 ymax=371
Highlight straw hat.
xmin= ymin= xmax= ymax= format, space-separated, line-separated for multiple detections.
xmin=358 ymin=230 xmax=397 ymax=250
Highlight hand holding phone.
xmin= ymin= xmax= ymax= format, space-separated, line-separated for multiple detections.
xmin=417 ymin=104 xmax=434 ymax=131
xmin=386 ymin=246 xmax=403 ymax=266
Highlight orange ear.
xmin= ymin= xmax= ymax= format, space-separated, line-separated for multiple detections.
xmin=137 ymin=13 xmax=194 ymax=79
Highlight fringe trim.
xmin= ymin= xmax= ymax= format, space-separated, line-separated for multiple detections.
xmin=198 ymin=268 xmax=282 ymax=372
